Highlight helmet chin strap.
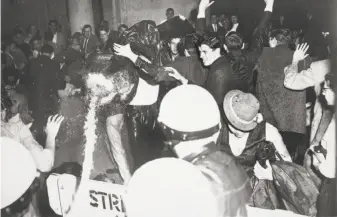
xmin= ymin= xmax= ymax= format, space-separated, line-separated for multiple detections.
xmin=158 ymin=122 xmax=220 ymax=149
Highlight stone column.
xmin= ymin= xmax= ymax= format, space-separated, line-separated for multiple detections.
xmin=68 ymin=0 xmax=95 ymax=34
xmin=102 ymin=0 xmax=114 ymax=29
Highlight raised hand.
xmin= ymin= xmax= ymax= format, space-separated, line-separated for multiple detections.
xmin=293 ymin=43 xmax=309 ymax=63
xmin=264 ymin=0 xmax=275 ymax=5
xmin=113 ymin=43 xmax=133 ymax=58
xmin=199 ymin=0 xmax=214 ymax=11
xmin=45 ymin=114 xmax=64 ymax=139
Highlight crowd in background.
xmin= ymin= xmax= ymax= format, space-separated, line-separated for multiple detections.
xmin=1 ymin=0 xmax=336 ymax=216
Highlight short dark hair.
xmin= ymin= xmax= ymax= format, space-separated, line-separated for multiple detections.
xmin=179 ymin=34 xmax=198 ymax=55
xmin=269 ymin=28 xmax=291 ymax=45
xmin=100 ymin=20 xmax=110 ymax=29
xmin=48 ymin=20 xmax=59 ymax=26
xmin=166 ymin=8 xmax=174 ymax=13
xmin=13 ymin=30 xmax=24 ymax=38
xmin=82 ymin=24 xmax=92 ymax=32
xmin=41 ymin=44 xmax=54 ymax=54
xmin=198 ymin=34 xmax=223 ymax=51
xmin=118 ymin=24 xmax=128 ymax=30
xmin=99 ymin=24 xmax=109 ymax=33
xmin=325 ymin=72 xmax=336 ymax=90
xmin=224 ymin=32 xmax=243 ymax=51
xmin=31 ymin=36 xmax=42 ymax=42
xmin=71 ymin=32 xmax=82 ymax=45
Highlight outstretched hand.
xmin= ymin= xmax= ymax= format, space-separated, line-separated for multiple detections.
xmin=163 ymin=67 xmax=188 ymax=85
xmin=293 ymin=43 xmax=309 ymax=63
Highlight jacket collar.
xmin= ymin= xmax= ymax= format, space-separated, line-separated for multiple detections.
xmin=210 ymin=55 xmax=226 ymax=69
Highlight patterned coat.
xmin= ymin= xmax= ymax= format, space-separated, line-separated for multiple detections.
xmin=256 ymin=45 xmax=311 ymax=134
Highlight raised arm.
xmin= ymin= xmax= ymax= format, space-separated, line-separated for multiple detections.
xmin=114 ymin=43 xmax=159 ymax=78
xmin=249 ymin=0 xmax=274 ymax=55
xmin=265 ymin=123 xmax=292 ymax=162
xmin=195 ymin=0 xmax=214 ymax=35
xmin=21 ymin=115 xmax=64 ymax=173
xmin=284 ymin=44 xmax=331 ymax=90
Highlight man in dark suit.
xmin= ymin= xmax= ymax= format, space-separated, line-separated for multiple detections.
xmin=274 ymin=15 xmax=287 ymax=29
xmin=228 ymin=14 xmax=246 ymax=42
xmin=44 ymin=20 xmax=66 ymax=55
xmin=29 ymin=44 xmax=64 ymax=144
xmin=207 ymin=15 xmax=225 ymax=36
xmin=81 ymin=24 xmax=99 ymax=58
xmin=302 ymin=11 xmax=328 ymax=60
xmin=98 ymin=25 xmax=115 ymax=53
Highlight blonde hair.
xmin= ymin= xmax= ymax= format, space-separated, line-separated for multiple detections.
xmin=10 ymin=93 xmax=33 ymax=124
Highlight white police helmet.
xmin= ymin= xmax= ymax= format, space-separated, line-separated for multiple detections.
xmin=158 ymin=85 xmax=220 ymax=132
xmin=125 ymin=158 xmax=219 ymax=217
xmin=1 ymin=137 xmax=38 ymax=209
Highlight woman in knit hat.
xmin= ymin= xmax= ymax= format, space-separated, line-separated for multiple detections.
xmin=221 ymin=90 xmax=292 ymax=167
xmin=220 ymin=90 xmax=292 ymax=208
xmin=220 ymin=90 xmax=291 ymax=209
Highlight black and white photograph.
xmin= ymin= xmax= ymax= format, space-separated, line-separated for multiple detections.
xmin=0 ymin=0 xmax=336 ymax=216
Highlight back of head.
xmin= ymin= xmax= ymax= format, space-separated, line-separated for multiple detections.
xmin=83 ymin=54 xmax=139 ymax=104
xmin=198 ymin=34 xmax=223 ymax=51
xmin=269 ymin=28 xmax=291 ymax=46
xmin=179 ymin=33 xmax=199 ymax=56
xmin=118 ymin=24 xmax=128 ymax=31
xmin=225 ymin=32 xmax=243 ymax=51
xmin=41 ymin=44 xmax=54 ymax=55
xmin=158 ymin=85 xmax=221 ymax=132
xmin=71 ymin=32 xmax=82 ymax=45
xmin=125 ymin=158 xmax=219 ymax=217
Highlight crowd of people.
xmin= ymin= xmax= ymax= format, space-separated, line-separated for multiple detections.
xmin=1 ymin=0 xmax=336 ymax=216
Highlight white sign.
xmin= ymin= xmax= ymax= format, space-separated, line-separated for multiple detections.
xmin=86 ymin=179 xmax=126 ymax=217
xmin=47 ymin=174 xmax=126 ymax=217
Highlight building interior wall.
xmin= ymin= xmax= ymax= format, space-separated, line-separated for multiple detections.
xmin=1 ymin=0 xmax=334 ymax=41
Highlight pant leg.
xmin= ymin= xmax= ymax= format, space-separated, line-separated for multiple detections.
xmin=317 ymin=178 xmax=337 ymax=217
xmin=125 ymin=105 xmax=152 ymax=172
xmin=106 ymin=113 xmax=132 ymax=182
xmin=125 ymin=103 xmax=162 ymax=172
xmin=280 ymin=131 xmax=305 ymax=163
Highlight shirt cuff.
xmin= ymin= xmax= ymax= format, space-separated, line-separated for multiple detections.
xmin=197 ymin=11 xmax=206 ymax=19
xmin=319 ymin=162 xmax=336 ymax=179
xmin=264 ymin=4 xmax=273 ymax=12
xmin=134 ymin=57 xmax=143 ymax=68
